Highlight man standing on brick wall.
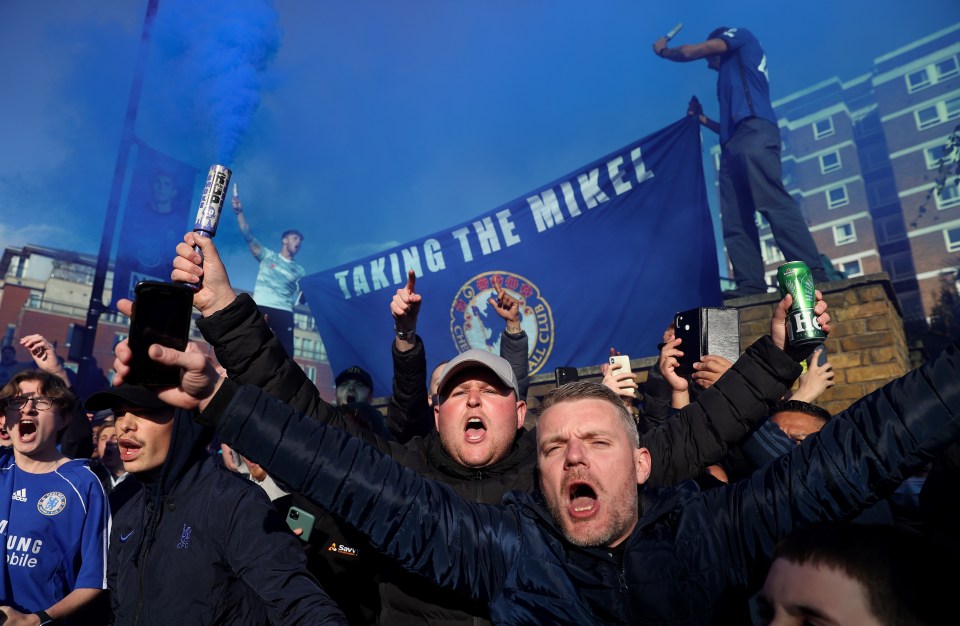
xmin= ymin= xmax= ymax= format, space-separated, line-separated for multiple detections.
xmin=654 ymin=26 xmax=827 ymax=298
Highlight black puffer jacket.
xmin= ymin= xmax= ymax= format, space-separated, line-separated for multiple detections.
xmin=196 ymin=294 xmax=800 ymax=624
xmin=201 ymin=337 xmax=960 ymax=625
xmin=108 ymin=409 xmax=345 ymax=625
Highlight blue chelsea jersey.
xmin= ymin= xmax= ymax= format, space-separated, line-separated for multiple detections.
xmin=0 ymin=452 xmax=110 ymax=613
xmin=715 ymin=27 xmax=779 ymax=144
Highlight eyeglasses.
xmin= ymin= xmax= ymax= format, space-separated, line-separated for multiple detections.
xmin=4 ymin=396 xmax=54 ymax=411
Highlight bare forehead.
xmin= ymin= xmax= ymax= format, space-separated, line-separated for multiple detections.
xmin=537 ymin=398 xmax=623 ymax=440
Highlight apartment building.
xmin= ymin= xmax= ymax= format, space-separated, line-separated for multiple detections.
xmin=711 ymin=23 xmax=960 ymax=328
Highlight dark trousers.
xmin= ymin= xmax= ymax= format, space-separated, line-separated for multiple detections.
xmin=259 ymin=305 xmax=295 ymax=357
xmin=719 ymin=117 xmax=823 ymax=293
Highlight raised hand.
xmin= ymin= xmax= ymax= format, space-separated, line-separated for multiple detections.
xmin=171 ymin=232 xmax=238 ymax=317
xmin=600 ymin=347 xmax=638 ymax=399
xmin=770 ymin=291 xmax=831 ymax=361
xmin=488 ymin=277 xmax=521 ymax=333
xmin=20 ymin=334 xmax=64 ymax=376
xmin=691 ymin=355 xmax=733 ymax=390
xmin=790 ymin=347 xmax=835 ymax=403
xmin=390 ymin=270 xmax=422 ymax=347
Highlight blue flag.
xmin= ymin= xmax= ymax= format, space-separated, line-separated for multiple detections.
xmin=301 ymin=116 xmax=719 ymax=396
xmin=112 ymin=143 xmax=199 ymax=304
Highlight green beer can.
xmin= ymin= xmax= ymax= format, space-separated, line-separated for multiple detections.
xmin=776 ymin=261 xmax=826 ymax=346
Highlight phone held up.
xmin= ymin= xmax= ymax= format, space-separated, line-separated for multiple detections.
xmin=554 ymin=366 xmax=580 ymax=387
xmin=126 ymin=281 xmax=195 ymax=387
xmin=287 ymin=506 xmax=316 ymax=542
xmin=608 ymin=355 xmax=632 ymax=376
xmin=673 ymin=307 xmax=741 ymax=379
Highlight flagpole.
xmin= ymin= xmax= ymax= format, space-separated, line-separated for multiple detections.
xmin=77 ymin=0 xmax=160 ymax=397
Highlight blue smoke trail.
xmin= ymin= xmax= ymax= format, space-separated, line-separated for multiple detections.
xmin=151 ymin=0 xmax=281 ymax=166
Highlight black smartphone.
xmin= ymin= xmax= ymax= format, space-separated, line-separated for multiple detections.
xmin=673 ymin=307 xmax=741 ymax=378
xmin=554 ymin=366 xmax=579 ymax=386
xmin=287 ymin=506 xmax=316 ymax=542
xmin=673 ymin=310 xmax=703 ymax=379
xmin=126 ymin=281 xmax=195 ymax=386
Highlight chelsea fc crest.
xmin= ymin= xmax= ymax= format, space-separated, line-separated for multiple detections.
xmin=449 ymin=271 xmax=554 ymax=375
xmin=38 ymin=491 xmax=67 ymax=516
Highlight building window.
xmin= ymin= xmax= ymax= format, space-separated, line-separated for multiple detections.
xmin=936 ymin=182 xmax=960 ymax=210
xmin=916 ymin=96 xmax=960 ymax=131
xmin=755 ymin=212 xmax=770 ymax=229
xmin=833 ymin=222 xmax=857 ymax=246
xmin=936 ymin=56 xmax=960 ymax=81
xmin=302 ymin=364 xmax=317 ymax=383
xmin=906 ymin=68 xmax=931 ymax=92
xmin=820 ymin=151 xmax=841 ymax=174
xmin=916 ymin=104 xmax=943 ymax=130
xmin=906 ymin=56 xmax=960 ymax=93
xmin=925 ymin=141 xmax=959 ymax=170
xmin=945 ymin=226 xmax=960 ymax=253
xmin=813 ymin=117 xmax=834 ymax=140
xmin=826 ymin=185 xmax=849 ymax=209
xmin=841 ymin=259 xmax=863 ymax=278
xmin=761 ymin=238 xmax=784 ymax=264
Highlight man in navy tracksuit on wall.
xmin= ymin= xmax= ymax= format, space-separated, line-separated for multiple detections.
xmin=654 ymin=26 xmax=827 ymax=297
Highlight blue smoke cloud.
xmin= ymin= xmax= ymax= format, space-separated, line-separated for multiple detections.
xmin=150 ymin=0 xmax=281 ymax=166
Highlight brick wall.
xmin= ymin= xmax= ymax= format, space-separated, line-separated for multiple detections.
xmin=520 ymin=273 xmax=910 ymax=422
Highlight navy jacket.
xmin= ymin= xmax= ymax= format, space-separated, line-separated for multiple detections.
xmin=108 ymin=409 xmax=346 ymax=625
xmin=202 ymin=339 xmax=960 ymax=624
xmin=196 ymin=294 xmax=800 ymax=624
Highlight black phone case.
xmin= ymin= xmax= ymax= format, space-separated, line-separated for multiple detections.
xmin=673 ymin=307 xmax=741 ymax=378
xmin=127 ymin=281 xmax=195 ymax=386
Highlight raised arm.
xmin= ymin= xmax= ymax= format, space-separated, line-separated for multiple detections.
xmin=387 ymin=270 xmax=433 ymax=442
xmin=722 ymin=336 xmax=960 ymax=590
xmin=110 ymin=341 xmax=515 ymax=607
xmin=20 ymin=334 xmax=70 ymax=387
xmin=640 ymin=294 xmax=829 ymax=487
xmin=489 ymin=278 xmax=529 ymax=400
xmin=652 ymin=35 xmax=728 ymax=63
xmin=232 ymin=195 xmax=263 ymax=258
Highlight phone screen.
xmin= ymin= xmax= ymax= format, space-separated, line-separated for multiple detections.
xmin=127 ymin=281 xmax=195 ymax=386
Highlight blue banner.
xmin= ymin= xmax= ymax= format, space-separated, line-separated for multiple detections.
xmin=301 ymin=116 xmax=720 ymax=397
xmin=112 ymin=144 xmax=199 ymax=304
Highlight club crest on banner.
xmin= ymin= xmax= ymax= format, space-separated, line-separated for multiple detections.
xmin=450 ymin=271 xmax=554 ymax=375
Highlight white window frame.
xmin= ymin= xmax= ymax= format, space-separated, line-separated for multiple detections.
xmin=820 ymin=150 xmax=842 ymax=174
xmin=915 ymin=96 xmax=960 ymax=131
xmin=841 ymin=259 xmax=864 ymax=278
xmin=907 ymin=67 xmax=932 ymax=93
xmin=813 ymin=117 xmax=835 ymax=140
xmin=936 ymin=182 xmax=960 ymax=210
xmin=945 ymin=226 xmax=960 ymax=253
xmin=833 ymin=222 xmax=857 ymax=246
xmin=936 ymin=57 xmax=960 ymax=81
xmin=906 ymin=55 xmax=960 ymax=93
xmin=925 ymin=141 xmax=959 ymax=170
xmin=826 ymin=185 xmax=849 ymax=209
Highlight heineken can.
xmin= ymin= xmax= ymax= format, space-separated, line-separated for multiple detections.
xmin=776 ymin=261 xmax=826 ymax=346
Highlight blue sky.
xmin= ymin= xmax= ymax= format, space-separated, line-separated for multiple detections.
xmin=2 ymin=0 xmax=959 ymax=293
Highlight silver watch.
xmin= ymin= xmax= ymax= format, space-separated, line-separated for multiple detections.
xmin=395 ymin=327 xmax=416 ymax=341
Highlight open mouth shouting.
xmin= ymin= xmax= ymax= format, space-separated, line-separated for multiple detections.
xmin=118 ymin=437 xmax=143 ymax=463
xmin=464 ymin=416 xmax=487 ymax=443
xmin=14 ymin=419 xmax=39 ymax=445
xmin=567 ymin=480 xmax=599 ymax=519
